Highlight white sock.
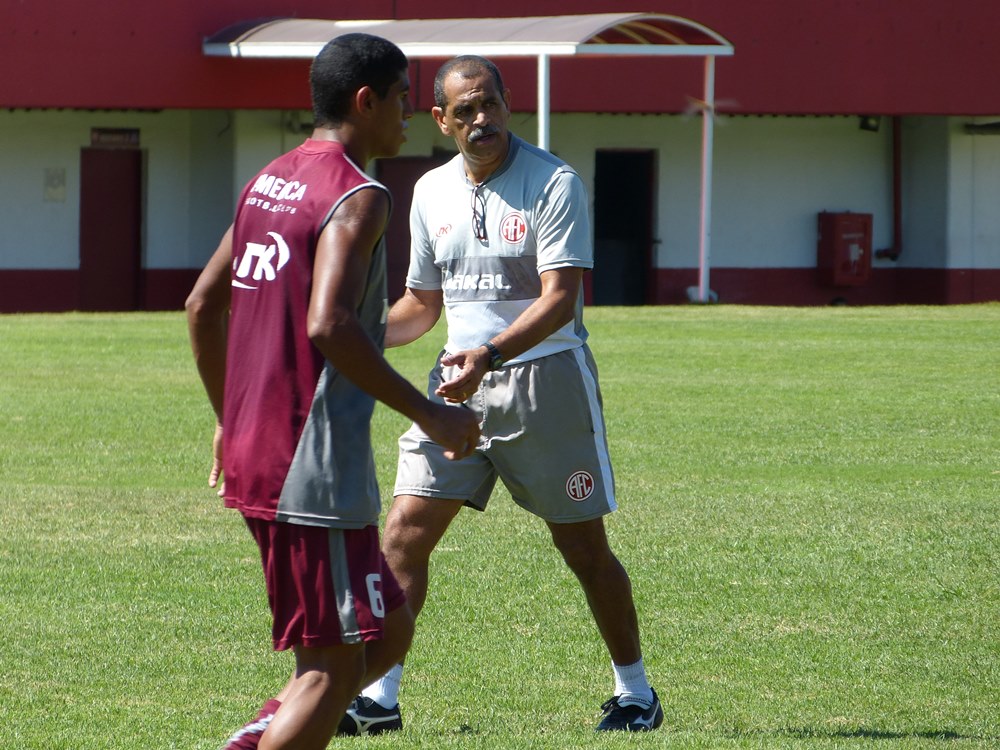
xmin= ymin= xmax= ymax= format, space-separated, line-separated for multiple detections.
xmin=612 ymin=658 xmax=653 ymax=706
xmin=361 ymin=663 xmax=404 ymax=708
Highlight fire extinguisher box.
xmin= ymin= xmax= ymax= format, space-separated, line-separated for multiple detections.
xmin=817 ymin=211 xmax=873 ymax=286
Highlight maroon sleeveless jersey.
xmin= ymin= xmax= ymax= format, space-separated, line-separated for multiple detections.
xmin=223 ymin=139 xmax=389 ymax=527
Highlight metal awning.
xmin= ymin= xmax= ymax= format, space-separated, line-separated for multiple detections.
xmin=204 ymin=13 xmax=734 ymax=302
xmin=204 ymin=14 xmax=732 ymax=59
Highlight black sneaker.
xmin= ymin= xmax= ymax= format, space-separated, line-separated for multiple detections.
xmin=595 ymin=688 xmax=664 ymax=731
xmin=337 ymin=696 xmax=403 ymax=736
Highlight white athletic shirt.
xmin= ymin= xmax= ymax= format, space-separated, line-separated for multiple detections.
xmin=407 ymin=135 xmax=593 ymax=364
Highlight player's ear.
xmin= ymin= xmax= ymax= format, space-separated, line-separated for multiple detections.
xmin=355 ymin=85 xmax=376 ymax=117
xmin=503 ymin=88 xmax=512 ymax=111
xmin=431 ymin=106 xmax=450 ymax=135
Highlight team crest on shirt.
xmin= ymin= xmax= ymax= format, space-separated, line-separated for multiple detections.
xmin=566 ymin=471 xmax=595 ymax=502
xmin=500 ymin=212 xmax=527 ymax=244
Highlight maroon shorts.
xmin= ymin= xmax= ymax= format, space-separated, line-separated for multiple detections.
xmin=244 ymin=518 xmax=406 ymax=651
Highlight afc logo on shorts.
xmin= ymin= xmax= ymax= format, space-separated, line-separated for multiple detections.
xmin=565 ymin=470 xmax=595 ymax=502
xmin=500 ymin=212 xmax=527 ymax=244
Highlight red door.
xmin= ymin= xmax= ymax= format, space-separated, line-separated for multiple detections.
xmin=79 ymin=147 xmax=143 ymax=311
xmin=376 ymin=153 xmax=453 ymax=302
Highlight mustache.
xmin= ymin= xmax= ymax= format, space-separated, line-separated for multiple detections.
xmin=468 ymin=125 xmax=500 ymax=143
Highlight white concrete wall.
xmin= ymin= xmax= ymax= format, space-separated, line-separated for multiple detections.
xmin=232 ymin=110 xmax=291 ymax=201
xmin=397 ymin=111 xmax=898 ymax=271
xmin=948 ymin=116 xmax=1000 ymax=270
xmin=3 ymin=108 xmax=998 ymax=274
xmin=1 ymin=110 xmax=90 ymax=269
xmin=184 ymin=111 xmax=236 ymax=266
xmin=139 ymin=112 xmax=192 ymax=269
xmin=0 ymin=109 xmax=215 ymax=270
xmin=900 ymin=117 xmax=949 ymax=269
xmin=711 ymin=116 xmax=895 ymax=270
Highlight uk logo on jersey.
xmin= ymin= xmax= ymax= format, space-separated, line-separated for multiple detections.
xmin=566 ymin=470 xmax=595 ymax=502
xmin=232 ymin=231 xmax=291 ymax=290
xmin=500 ymin=212 xmax=527 ymax=244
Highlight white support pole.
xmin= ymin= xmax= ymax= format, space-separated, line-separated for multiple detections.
xmin=698 ymin=55 xmax=716 ymax=302
xmin=537 ymin=53 xmax=550 ymax=151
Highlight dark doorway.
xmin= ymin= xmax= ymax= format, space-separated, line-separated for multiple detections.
xmin=592 ymin=150 xmax=656 ymax=305
xmin=376 ymin=152 xmax=454 ymax=302
xmin=79 ymin=147 xmax=143 ymax=311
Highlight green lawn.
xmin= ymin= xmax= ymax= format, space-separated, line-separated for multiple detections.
xmin=0 ymin=305 xmax=997 ymax=749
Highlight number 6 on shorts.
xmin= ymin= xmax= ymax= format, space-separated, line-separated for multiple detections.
xmin=365 ymin=573 xmax=385 ymax=618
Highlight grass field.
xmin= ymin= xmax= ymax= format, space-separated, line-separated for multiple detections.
xmin=0 ymin=305 xmax=997 ymax=749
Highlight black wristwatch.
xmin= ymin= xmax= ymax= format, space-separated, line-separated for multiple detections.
xmin=483 ymin=341 xmax=504 ymax=371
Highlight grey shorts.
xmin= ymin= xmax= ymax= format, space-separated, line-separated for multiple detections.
xmin=394 ymin=345 xmax=617 ymax=523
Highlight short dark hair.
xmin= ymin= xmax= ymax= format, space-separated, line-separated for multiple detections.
xmin=433 ymin=55 xmax=506 ymax=109
xmin=310 ymin=33 xmax=408 ymax=127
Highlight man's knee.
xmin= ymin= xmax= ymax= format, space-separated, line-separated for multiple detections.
xmin=294 ymin=643 xmax=367 ymax=687
xmin=383 ymin=495 xmax=460 ymax=563
xmin=549 ymin=518 xmax=620 ymax=578
xmin=562 ymin=542 xmax=620 ymax=580
xmin=385 ymin=601 xmax=415 ymax=649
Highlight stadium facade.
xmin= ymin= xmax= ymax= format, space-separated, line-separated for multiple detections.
xmin=2 ymin=0 xmax=999 ymax=310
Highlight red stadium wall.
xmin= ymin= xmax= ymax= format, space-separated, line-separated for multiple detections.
xmin=5 ymin=1 xmax=1000 ymax=116
xmin=3 ymin=267 xmax=997 ymax=313
xmin=0 ymin=269 xmax=201 ymax=313
xmin=646 ymin=268 xmax=1000 ymax=307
